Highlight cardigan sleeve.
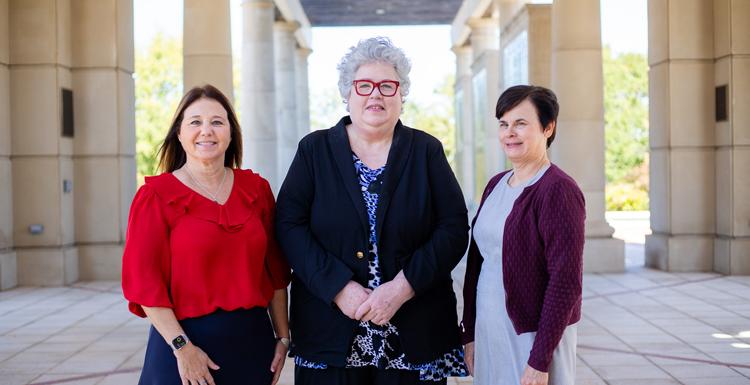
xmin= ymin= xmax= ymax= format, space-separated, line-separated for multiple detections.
xmin=275 ymin=141 xmax=354 ymax=305
xmin=121 ymin=184 xmax=173 ymax=317
xmin=460 ymin=173 xmax=504 ymax=344
xmin=460 ymin=239 xmax=481 ymax=344
xmin=402 ymin=139 xmax=469 ymax=296
xmin=527 ymin=179 xmax=585 ymax=372
xmin=260 ymin=177 xmax=292 ymax=290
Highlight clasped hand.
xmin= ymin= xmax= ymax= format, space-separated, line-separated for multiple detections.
xmin=333 ymin=272 xmax=414 ymax=325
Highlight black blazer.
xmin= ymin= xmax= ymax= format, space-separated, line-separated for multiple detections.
xmin=275 ymin=116 xmax=469 ymax=366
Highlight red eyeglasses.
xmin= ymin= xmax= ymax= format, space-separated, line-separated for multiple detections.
xmin=352 ymin=79 xmax=401 ymax=97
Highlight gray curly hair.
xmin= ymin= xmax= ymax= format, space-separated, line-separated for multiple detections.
xmin=337 ymin=37 xmax=412 ymax=101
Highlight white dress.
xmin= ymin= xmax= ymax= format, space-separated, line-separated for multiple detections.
xmin=472 ymin=166 xmax=577 ymax=385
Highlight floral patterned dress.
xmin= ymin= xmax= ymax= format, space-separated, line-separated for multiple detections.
xmin=294 ymin=154 xmax=468 ymax=382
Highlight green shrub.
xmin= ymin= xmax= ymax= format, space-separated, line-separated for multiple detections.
xmin=606 ymin=183 xmax=649 ymax=211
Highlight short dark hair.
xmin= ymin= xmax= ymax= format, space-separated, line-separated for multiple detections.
xmin=495 ymin=85 xmax=559 ymax=148
xmin=157 ymin=85 xmax=243 ymax=173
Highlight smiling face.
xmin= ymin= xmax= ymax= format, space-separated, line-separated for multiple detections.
xmin=347 ymin=62 xmax=403 ymax=133
xmin=177 ymin=97 xmax=231 ymax=166
xmin=498 ymin=98 xmax=554 ymax=164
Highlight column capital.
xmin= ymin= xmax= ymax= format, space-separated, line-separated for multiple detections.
xmin=451 ymin=44 xmax=472 ymax=56
xmin=468 ymin=17 xmax=499 ymax=55
xmin=274 ymin=20 xmax=301 ymax=33
xmin=296 ymin=47 xmax=313 ymax=58
xmin=241 ymin=0 xmax=274 ymax=9
xmin=467 ymin=17 xmax=499 ymax=33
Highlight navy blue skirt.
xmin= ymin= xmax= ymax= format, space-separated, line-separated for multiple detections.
xmin=139 ymin=307 xmax=276 ymax=385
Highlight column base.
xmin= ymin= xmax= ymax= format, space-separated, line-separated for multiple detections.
xmin=583 ymin=236 xmax=625 ymax=273
xmin=17 ymin=246 xmax=78 ymax=285
xmin=714 ymin=236 xmax=750 ymax=275
xmin=0 ymin=251 xmax=17 ymax=290
xmin=645 ymin=233 xmax=713 ymax=272
xmin=78 ymin=244 xmax=124 ymax=280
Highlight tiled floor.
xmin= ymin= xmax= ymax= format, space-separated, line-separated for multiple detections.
xmin=2 ymin=269 xmax=749 ymax=385
xmin=1 ymin=216 xmax=749 ymax=384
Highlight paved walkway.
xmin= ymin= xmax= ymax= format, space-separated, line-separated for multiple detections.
xmin=1 ymin=215 xmax=749 ymax=384
xmin=2 ymin=268 xmax=749 ymax=385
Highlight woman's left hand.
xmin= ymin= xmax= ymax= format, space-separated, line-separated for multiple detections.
xmin=520 ymin=365 xmax=548 ymax=385
xmin=355 ymin=271 xmax=415 ymax=325
xmin=269 ymin=340 xmax=288 ymax=385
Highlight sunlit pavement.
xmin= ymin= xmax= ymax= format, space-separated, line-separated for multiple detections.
xmin=2 ymin=216 xmax=750 ymax=384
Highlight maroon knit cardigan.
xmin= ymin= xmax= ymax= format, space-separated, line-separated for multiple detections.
xmin=461 ymin=164 xmax=585 ymax=372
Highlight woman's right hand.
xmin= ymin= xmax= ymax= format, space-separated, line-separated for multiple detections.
xmin=333 ymin=280 xmax=371 ymax=319
xmin=464 ymin=342 xmax=475 ymax=376
xmin=174 ymin=342 xmax=220 ymax=385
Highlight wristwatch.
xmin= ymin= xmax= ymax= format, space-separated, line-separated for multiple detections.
xmin=277 ymin=337 xmax=290 ymax=348
xmin=171 ymin=334 xmax=190 ymax=351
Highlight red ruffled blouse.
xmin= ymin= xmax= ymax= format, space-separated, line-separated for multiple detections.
xmin=122 ymin=168 xmax=291 ymax=320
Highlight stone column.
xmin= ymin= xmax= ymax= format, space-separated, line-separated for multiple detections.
xmin=295 ymin=47 xmax=311 ymax=140
xmin=241 ymin=0 xmax=277 ymax=189
xmin=498 ymin=0 xmax=525 ymax=29
xmin=9 ymin=0 xmax=78 ymax=285
xmin=646 ymin=0 xmax=716 ymax=271
xmin=0 ymin=0 xmax=17 ymax=290
xmin=499 ymin=4 xmax=551 ymax=88
xmin=525 ymin=4 xmax=551 ymax=87
xmin=550 ymin=0 xmax=624 ymax=272
xmin=273 ymin=21 xmax=299 ymax=184
xmin=713 ymin=0 xmax=749 ymax=274
xmin=183 ymin=0 xmax=233 ymax=100
xmin=468 ymin=17 xmax=502 ymax=203
xmin=274 ymin=21 xmax=299 ymax=185
xmin=70 ymin=0 xmax=135 ymax=280
xmin=452 ymin=45 xmax=475 ymax=206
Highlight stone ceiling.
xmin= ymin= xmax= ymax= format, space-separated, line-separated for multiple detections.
xmin=299 ymin=0 xmax=463 ymax=26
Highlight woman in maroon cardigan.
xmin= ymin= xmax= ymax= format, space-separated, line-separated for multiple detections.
xmin=461 ymin=85 xmax=585 ymax=385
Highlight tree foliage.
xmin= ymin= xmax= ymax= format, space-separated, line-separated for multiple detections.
xmin=309 ymin=86 xmax=347 ymax=131
xmin=401 ymin=75 xmax=456 ymax=165
xmin=134 ymin=34 xmax=182 ymax=184
xmin=603 ymin=47 xmax=649 ymax=210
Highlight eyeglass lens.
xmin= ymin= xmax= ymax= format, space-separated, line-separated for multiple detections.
xmin=354 ymin=80 xmax=399 ymax=97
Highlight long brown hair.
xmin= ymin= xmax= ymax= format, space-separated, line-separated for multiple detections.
xmin=157 ymin=85 xmax=243 ymax=172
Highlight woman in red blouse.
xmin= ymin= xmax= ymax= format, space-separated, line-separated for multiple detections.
xmin=122 ymin=85 xmax=291 ymax=385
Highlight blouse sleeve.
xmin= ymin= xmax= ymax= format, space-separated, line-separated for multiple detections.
xmin=121 ymin=184 xmax=173 ymax=317
xmin=260 ymin=178 xmax=292 ymax=290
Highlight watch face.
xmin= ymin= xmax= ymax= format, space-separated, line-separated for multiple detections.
xmin=172 ymin=335 xmax=187 ymax=350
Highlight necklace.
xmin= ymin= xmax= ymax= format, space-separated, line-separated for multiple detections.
xmin=184 ymin=165 xmax=227 ymax=202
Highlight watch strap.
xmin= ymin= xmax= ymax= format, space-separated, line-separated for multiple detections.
xmin=277 ymin=337 xmax=290 ymax=348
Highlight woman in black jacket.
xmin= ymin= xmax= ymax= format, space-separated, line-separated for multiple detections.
xmin=275 ymin=37 xmax=469 ymax=385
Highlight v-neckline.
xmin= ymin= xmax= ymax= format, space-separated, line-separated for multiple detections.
xmin=170 ymin=168 xmax=237 ymax=207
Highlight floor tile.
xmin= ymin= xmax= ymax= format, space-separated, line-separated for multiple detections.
xmin=593 ymin=364 xmax=673 ymax=380
xmin=1 ymin=254 xmax=749 ymax=385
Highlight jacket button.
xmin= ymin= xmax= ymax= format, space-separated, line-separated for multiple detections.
xmin=356 ymin=251 xmax=365 ymax=259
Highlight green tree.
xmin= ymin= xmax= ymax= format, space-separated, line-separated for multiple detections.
xmin=134 ymin=34 xmax=183 ymax=184
xmin=603 ymin=47 xmax=649 ymax=210
xmin=309 ymin=86 xmax=347 ymax=131
xmin=401 ymin=74 xmax=456 ymax=165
